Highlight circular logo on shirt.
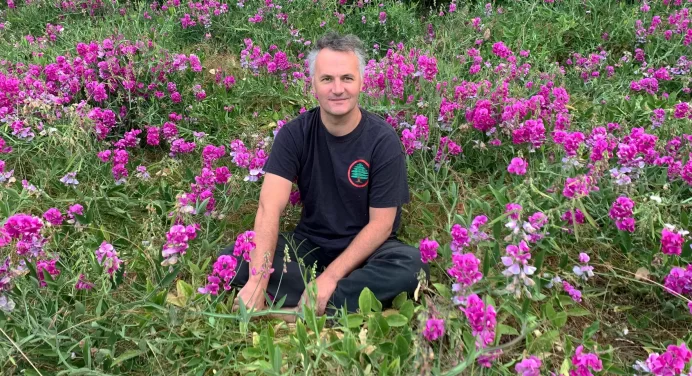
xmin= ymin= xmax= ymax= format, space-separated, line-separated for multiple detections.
xmin=348 ymin=159 xmax=370 ymax=188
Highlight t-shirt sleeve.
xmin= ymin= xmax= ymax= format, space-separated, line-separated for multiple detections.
xmin=368 ymin=133 xmax=410 ymax=208
xmin=263 ymin=125 xmax=301 ymax=182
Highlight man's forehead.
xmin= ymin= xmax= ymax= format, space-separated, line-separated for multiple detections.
xmin=314 ymin=49 xmax=359 ymax=75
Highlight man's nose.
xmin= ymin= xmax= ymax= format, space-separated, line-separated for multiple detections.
xmin=332 ymin=79 xmax=344 ymax=94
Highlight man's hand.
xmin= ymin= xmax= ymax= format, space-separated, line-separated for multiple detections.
xmin=298 ymin=274 xmax=338 ymax=316
xmin=233 ymin=279 xmax=268 ymax=312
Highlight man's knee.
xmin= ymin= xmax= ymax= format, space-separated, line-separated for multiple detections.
xmin=380 ymin=242 xmax=429 ymax=281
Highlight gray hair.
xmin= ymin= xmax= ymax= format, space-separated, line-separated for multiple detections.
xmin=307 ymin=32 xmax=366 ymax=79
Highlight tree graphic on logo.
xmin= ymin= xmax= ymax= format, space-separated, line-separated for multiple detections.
xmin=350 ymin=162 xmax=369 ymax=184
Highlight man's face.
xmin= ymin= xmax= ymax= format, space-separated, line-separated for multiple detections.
xmin=311 ymin=48 xmax=363 ymax=118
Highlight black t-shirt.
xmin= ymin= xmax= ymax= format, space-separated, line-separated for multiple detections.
xmin=263 ymin=106 xmax=410 ymax=258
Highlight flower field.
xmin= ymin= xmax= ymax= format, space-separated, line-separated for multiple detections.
xmin=1 ymin=0 xmax=692 ymax=374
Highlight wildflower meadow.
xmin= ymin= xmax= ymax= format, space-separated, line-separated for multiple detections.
xmin=1 ymin=0 xmax=692 ymax=374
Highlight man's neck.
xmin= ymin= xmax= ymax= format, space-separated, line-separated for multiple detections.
xmin=320 ymin=107 xmax=362 ymax=137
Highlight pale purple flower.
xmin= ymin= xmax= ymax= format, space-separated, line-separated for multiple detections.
xmin=60 ymin=172 xmax=79 ymax=186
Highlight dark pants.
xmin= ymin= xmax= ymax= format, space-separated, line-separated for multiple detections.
xmin=220 ymin=232 xmax=429 ymax=314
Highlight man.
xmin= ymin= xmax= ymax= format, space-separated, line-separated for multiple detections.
xmin=223 ymin=32 xmax=428 ymax=318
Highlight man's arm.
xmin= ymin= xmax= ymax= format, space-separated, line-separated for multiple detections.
xmin=246 ymin=173 xmax=293 ymax=287
xmin=320 ymin=206 xmax=397 ymax=283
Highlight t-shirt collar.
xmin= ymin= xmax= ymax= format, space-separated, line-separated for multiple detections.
xmin=320 ymin=106 xmax=367 ymax=143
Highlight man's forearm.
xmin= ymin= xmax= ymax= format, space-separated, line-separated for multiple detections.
xmin=321 ymin=222 xmax=392 ymax=283
xmin=247 ymin=205 xmax=280 ymax=286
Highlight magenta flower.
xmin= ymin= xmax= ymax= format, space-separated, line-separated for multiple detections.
xmin=233 ymin=230 xmax=256 ymax=262
xmin=515 ymin=355 xmax=542 ymax=376
xmin=462 ymin=294 xmax=497 ymax=348
xmin=4 ymin=214 xmax=43 ymax=239
xmin=507 ymin=157 xmax=528 ymax=175
xmin=419 ymin=238 xmax=439 ymax=263
xmin=422 ymin=317 xmax=445 ymax=341
xmin=75 ymin=274 xmax=94 ymax=290
xmin=664 ymin=265 xmax=692 ymax=296
xmin=95 ymin=241 xmax=122 ymax=276
xmin=562 ymin=209 xmax=586 ymax=225
xmin=450 ymin=224 xmax=470 ymax=252
xmin=378 ymin=11 xmax=387 ymax=24
xmin=563 ymin=281 xmax=582 ymax=303
xmin=198 ymin=255 xmax=239 ymax=295
xmin=643 ymin=343 xmax=692 ymax=375
xmin=162 ymin=224 xmax=200 ymax=266
xmin=36 ymin=258 xmax=60 ymax=287
xmin=43 ymin=208 xmax=64 ymax=226
xmin=661 ymin=225 xmax=687 ymax=256
xmin=570 ymin=345 xmax=603 ymax=376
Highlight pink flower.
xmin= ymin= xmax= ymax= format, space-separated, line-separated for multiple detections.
xmin=664 ymin=265 xmax=692 ymax=296
xmin=4 ymin=214 xmax=43 ymax=239
xmin=507 ymin=157 xmax=528 ymax=175
xmin=198 ymin=255 xmax=238 ymax=294
xmin=450 ymin=224 xmax=470 ymax=252
xmin=609 ymin=196 xmax=634 ymax=219
xmin=570 ymin=345 xmax=603 ymax=376
xmin=378 ymin=11 xmax=387 ymax=24
xmin=95 ymin=241 xmax=122 ymax=276
xmin=563 ymin=281 xmax=582 ymax=303
xmin=448 ymin=253 xmax=483 ymax=293
xmin=661 ymin=225 xmax=686 ymax=256
xmin=562 ymin=209 xmax=586 ymax=225
xmin=419 ymin=238 xmax=439 ymax=263
xmin=462 ymin=294 xmax=496 ymax=348
xmin=515 ymin=355 xmax=542 ymax=376
xmin=162 ymin=224 xmax=200 ymax=265
xmin=43 ymin=208 xmax=64 ymax=226
xmin=644 ymin=343 xmax=692 ymax=375
xmin=75 ymin=274 xmax=94 ymax=290
xmin=36 ymin=258 xmax=60 ymax=287
xmin=233 ymin=230 xmax=256 ymax=262
xmin=422 ymin=317 xmax=445 ymax=341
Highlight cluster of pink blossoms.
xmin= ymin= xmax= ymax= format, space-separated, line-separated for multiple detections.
xmin=503 ymin=203 xmax=549 ymax=243
xmin=634 ymin=343 xmax=692 ymax=375
xmin=161 ymin=224 xmax=200 ymax=267
xmin=401 ymin=115 xmax=430 ymax=155
xmin=609 ymin=196 xmax=636 ymax=232
xmin=661 ymin=224 xmax=689 ymax=256
xmin=501 ymin=241 xmax=537 ymax=299
xmin=418 ymin=238 xmax=439 ymax=264
xmin=229 ymin=139 xmax=268 ymax=182
xmin=233 ymin=230 xmax=256 ymax=262
xmin=95 ymin=241 xmax=122 ymax=276
xmin=570 ymin=345 xmax=603 ymax=376
xmin=198 ymin=255 xmax=238 ymax=295
xmin=422 ymin=317 xmax=445 ymax=342
xmin=434 ymin=136 xmax=462 ymax=166
xmin=507 ymin=157 xmax=527 ymax=175
xmin=462 ymin=293 xmax=499 ymax=367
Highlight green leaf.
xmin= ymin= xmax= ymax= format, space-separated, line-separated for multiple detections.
xmin=399 ymin=300 xmax=414 ymax=320
xmin=392 ymin=292 xmax=407 ymax=309
xmin=583 ymin=321 xmax=600 ymax=340
xmin=394 ymin=334 xmax=409 ymax=359
xmin=497 ymin=324 xmax=519 ymax=337
xmin=552 ymin=312 xmax=568 ymax=328
xmin=111 ymin=350 xmax=145 ymax=367
xmin=433 ymin=283 xmax=452 ymax=300
xmin=340 ymin=313 xmax=365 ymax=328
xmin=359 ymin=288 xmax=372 ymax=314
xmin=385 ymin=313 xmax=408 ymax=327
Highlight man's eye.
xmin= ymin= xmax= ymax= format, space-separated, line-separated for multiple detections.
xmin=344 ymin=77 xmax=353 ymax=81
xmin=322 ymin=77 xmax=331 ymax=82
